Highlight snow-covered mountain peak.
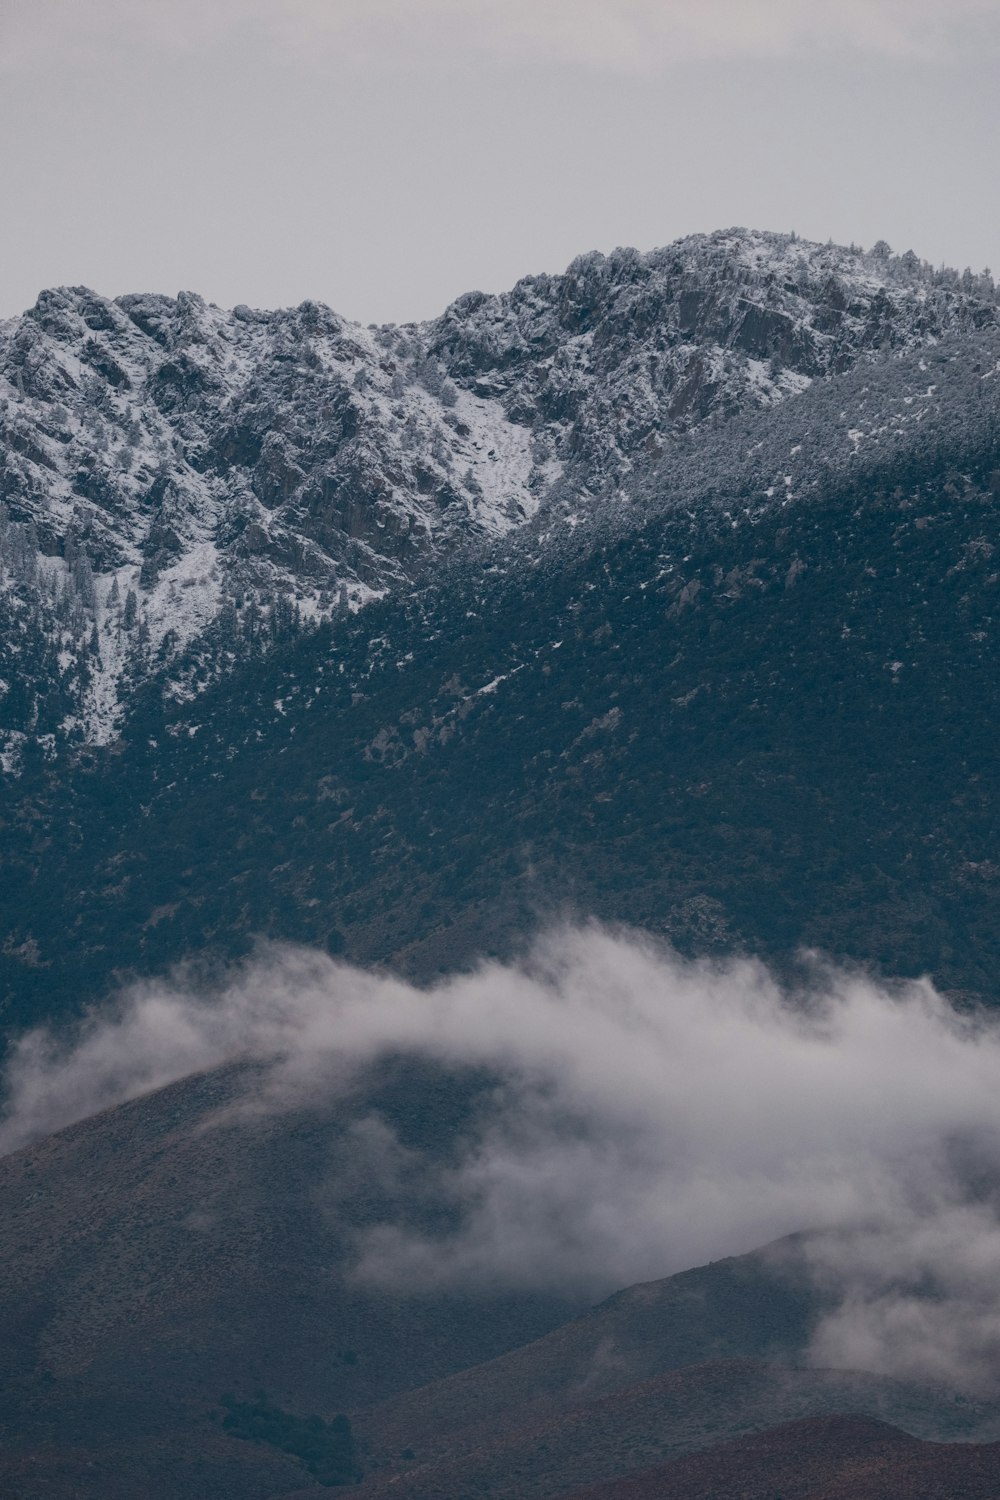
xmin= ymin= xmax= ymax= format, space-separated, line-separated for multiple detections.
xmin=2 ymin=229 xmax=997 ymax=756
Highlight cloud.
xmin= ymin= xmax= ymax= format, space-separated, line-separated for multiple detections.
xmin=5 ymin=925 xmax=1000 ymax=1391
xmin=806 ymin=1210 xmax=1000 ymax=1394
xmin=3 ymin=0 xmax=998 ymax=75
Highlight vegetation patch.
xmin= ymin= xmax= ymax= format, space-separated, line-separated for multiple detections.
xmin=221 ymin=1393 xmax=361 ymax=1486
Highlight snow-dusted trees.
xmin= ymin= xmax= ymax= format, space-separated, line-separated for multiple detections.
xmin=0 ymin=507 xmax=40 ymax=589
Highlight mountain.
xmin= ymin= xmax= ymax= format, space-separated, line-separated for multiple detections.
xmin=1 ymin=228 xmax=996 ymax=756
xmin=3 ymin=287 xmax=1000 ymax=1028
xmin=1 ymin=1062 xmax=999 ymax=1499
xmin=4 ymin=228 xmax=1000 ymax=1495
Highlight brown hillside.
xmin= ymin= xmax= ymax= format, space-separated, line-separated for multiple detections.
xmin=561 ymin=1414 xmax=1000 ymax=1500
xmin=352 ymin=1361 xmax=1000 ymax=1500
xmin=0 ymin=1056 xmax=579 ymax=1484
xmin=354 ymin=1239 xmax=822 ymax=1464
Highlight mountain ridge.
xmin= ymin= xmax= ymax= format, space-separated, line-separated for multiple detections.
xmin=4 ymin=305 xmax=999 ymax=1027
xmin=2 ymin=227 xmax=996 ymax=756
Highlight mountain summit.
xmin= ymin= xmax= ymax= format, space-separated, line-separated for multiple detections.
xmin=2 ymin=228 xmax=996 ymax=754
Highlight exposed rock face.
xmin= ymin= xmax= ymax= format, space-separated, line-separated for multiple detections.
xmin=0 ymin=227 xmax=996 ymax=752
xmin=427 ymin=229 xmax=997 ymax=461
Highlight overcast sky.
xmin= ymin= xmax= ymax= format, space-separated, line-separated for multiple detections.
xmin=1 ymin=0 xmax=998 ymax=323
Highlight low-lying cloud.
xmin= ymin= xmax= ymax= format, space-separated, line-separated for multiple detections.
xmin=4 ymin=0 xmax=999 ymax=74
xmin=5 ymin=925 xmax=1000 ymax=1391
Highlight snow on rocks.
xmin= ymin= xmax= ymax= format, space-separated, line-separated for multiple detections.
xmin=1 ymin=229 xmax=996 ymax=751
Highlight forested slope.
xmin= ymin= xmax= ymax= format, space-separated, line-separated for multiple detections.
xmin=3 ymin=325 xmax=998 ymax=1028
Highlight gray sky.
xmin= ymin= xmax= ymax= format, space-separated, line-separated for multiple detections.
xmin=1 ymin=0 xmax=998 ymax=324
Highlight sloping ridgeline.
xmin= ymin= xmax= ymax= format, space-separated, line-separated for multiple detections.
xmin=3 ymin=323 xmax=999 ymax=1029
xmin=1 ymin=228 xmax=996 ymax=757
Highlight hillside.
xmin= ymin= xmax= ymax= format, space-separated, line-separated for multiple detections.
xmin=0 ymin=1058 xmax=584 ymax=1426
xmin=1 ymin=1064 xmax=999 ymax=1499
xmin=560 ymin=1415 xmax=1000 ymax=1500
xmin=352 ymin=1365 xmax=1000 ymax=1500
